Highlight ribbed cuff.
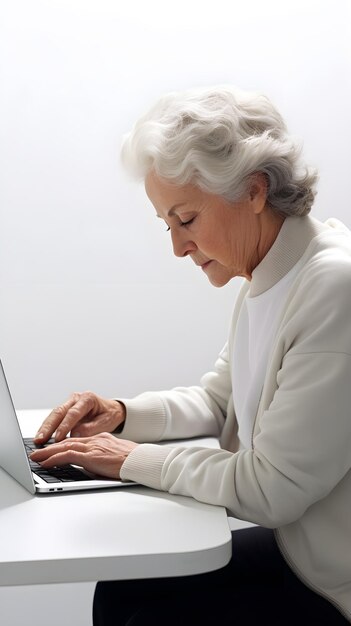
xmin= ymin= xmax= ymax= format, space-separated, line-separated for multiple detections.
xmin=120 ymin=444 xmax=174 ymax=490
xmin=114 ymin=394 xmax=167 ymax=442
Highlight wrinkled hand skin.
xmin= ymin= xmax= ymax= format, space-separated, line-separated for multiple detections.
xmin=30 ymin=432 xmax=139 ymax=480
xmin=34 ymin=391 xmax=126 ymax=444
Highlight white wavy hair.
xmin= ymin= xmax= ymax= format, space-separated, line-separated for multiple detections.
xmin=121 ymin=85 xmax=318 ymax=217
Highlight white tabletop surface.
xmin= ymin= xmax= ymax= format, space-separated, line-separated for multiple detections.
xmin=0 ymin=410 xmax=232 ymax=586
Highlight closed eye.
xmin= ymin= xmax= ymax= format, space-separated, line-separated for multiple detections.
xmin=180 ymin=217 xmax=195 ymax=227
xmin=166 ymin=217 xmax=194 ymax=232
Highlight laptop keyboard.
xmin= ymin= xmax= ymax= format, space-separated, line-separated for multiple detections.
xmin=24 ymin=437 xmax=93 ymax=483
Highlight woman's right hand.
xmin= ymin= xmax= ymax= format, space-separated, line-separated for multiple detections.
xmin=33 ymin=392 xmax=126 ymax=444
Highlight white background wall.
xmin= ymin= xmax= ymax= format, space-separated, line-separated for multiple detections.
xmin=0 ymin=1 xmax=350 ymax=625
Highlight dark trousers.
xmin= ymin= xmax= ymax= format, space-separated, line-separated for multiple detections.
xmin=93 ymin=526 xmax=349 ymax=625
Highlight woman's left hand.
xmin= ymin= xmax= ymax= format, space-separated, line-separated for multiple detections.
xmin=29 ymin=433 xmax=139 ymax=479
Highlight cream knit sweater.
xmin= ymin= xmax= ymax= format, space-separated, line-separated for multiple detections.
xmin=119 ymin=215 xmax=351 ymax=621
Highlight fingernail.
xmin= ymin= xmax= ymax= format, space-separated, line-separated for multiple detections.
xmin=35 ymin=432 xmax=44 ymax=441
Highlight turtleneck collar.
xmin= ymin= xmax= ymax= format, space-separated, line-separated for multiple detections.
xmin=249 ymin=215 xmax=329 ymax=297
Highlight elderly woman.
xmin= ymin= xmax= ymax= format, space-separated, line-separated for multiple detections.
xmin=31 ymin=86 xmax=351 ymax=625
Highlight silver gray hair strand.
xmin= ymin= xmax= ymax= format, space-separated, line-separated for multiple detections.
xmin=121 ymin=86 xmax=318 ymax=217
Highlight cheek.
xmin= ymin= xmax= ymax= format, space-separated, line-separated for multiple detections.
xmin=201 ymin=226 xmax=226 ymax=251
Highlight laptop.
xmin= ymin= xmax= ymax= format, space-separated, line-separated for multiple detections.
xmin=0 ymin=360 xmax=137 ymax=494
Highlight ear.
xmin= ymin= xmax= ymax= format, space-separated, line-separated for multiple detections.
xmin=248 ymin=173 xmax=268 ymax=214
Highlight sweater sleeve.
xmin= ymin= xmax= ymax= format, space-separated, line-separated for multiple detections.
xmin=121 ymin=259 xmax=351 ymax=528
xmin=121 ymin=351 xmax=351 ymax=526
xmin=116 ymin=342 xmax=232 ymax=443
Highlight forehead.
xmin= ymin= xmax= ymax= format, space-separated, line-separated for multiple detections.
xmin=145 ymin=171 xmax=186 ymax=204
xmin=145 ymin=171 xmax=205 ymax=214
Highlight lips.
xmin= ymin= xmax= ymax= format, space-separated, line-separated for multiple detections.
xmin=193 ymin=258 xmax=210 ymax=267
xmin=200 ymin=261 xmax=212 ymax=271
xmin=192 ymin=258 xmax=213 ymax=272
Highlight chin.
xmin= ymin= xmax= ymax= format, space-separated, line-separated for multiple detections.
xmin=207 ymin=275 xmax=231 ymax=288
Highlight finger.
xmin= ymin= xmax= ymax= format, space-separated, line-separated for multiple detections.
xmin=34 ymin=396 xmax=79 ymax=443
xmin=30 ymin=439 xmax=88 ymax=461
xmin=70 ymin=400 xmax=126 ymax=437
xmin=70 ymin=417 xmax=96 ymax=438
xmin=54 ymin=395 xmax=98 ymax=442
xmin=38 ymin=449 xmax=88 ymax=469
xmin=70 ymin=418 xmax=108 ymax=438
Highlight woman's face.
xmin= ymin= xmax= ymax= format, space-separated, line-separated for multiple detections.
xmin=145 ymin=171 xmax=280 ymax=287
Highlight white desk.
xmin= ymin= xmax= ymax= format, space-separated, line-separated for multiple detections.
xmin=0 ymin=410 xmax=232 ymax=586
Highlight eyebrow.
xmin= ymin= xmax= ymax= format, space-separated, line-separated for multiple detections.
xmin=168 ymin=203 xmax=187 ymax=216
xmin=156 ymin=203 xmax=187 ymax=218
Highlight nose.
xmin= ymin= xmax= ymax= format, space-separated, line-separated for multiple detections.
xmin=171 ymin=228 xmax=197 ymax=258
